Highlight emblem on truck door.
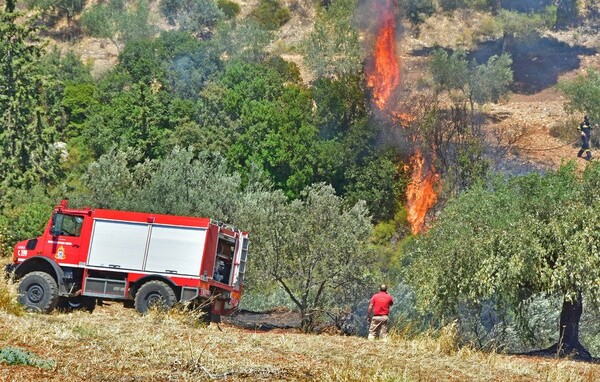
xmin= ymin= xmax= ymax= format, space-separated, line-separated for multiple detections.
xmin=55 ymin=245 xmax=66 ymax=260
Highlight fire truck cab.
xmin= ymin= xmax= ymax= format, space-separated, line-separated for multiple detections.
xmin=7 ymin=200 xmax=249 ymax=318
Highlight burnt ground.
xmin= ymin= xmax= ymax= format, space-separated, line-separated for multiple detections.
xmin=222 ymin=308 xmax=302 ymax=331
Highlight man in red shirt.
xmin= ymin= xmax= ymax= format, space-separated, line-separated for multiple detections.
xmin=367 ymin=284 xmax=394 ymax=340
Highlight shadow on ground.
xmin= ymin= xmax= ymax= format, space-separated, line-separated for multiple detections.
xmin=223 ymin=309 xmax=301 ymax=331
xmin=412 ymin=36 xmax=597 ymax=95
xmin=470 ymin=37 xmax=597 ymax=95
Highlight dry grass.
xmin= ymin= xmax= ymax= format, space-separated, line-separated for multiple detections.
xmin=0 ymin=272 xmax=599 ymax=382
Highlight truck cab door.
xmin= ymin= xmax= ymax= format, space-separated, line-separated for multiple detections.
xmin=44 ymin=212 xmax=85 ymax=265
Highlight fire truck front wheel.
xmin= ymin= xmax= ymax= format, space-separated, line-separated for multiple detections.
xmin=18 ymin=271 xmax=59 ymax=313
xmin=135 ymin=281 xmax=177 ymax=314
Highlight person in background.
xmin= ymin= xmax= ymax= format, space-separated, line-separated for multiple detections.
xmin=577 ymin=115 xmax=593 ymax=161
xmin=367 ymin=284 xmax=394 ymax=340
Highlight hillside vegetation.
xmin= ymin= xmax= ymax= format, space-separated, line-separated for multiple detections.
xmin=4 ymin=0 xmax=600 ymax=374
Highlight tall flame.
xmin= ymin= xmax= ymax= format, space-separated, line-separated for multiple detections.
xmin=366 ymin=0 xmax=439 ymax=234
xmin=366 ymin=0 xmax=399 ymax=110
xmin=406 ymin=150 xmax=439 ymax=234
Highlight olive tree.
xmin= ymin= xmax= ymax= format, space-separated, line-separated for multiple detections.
xmin=303 ymin=0 xmax=362 ymax=79
xmin=75 ymin=148 xmax=243 ymax=221
xmin=558 ymin=68 xmax=600 ymax=146
xmin=237 ymin=183 xmax=374 ymax=332
xmin=430 ymin=49 xmax=513 ymax=116
xmin=406 ymin=162 xmax=600 ymax=360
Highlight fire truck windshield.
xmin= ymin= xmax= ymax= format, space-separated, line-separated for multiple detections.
xmin=51 ymin=213 xmax=84 ymax=237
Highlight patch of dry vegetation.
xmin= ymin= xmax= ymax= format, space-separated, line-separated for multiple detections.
xmin=0 ymin=275 xmax=598 ymax=381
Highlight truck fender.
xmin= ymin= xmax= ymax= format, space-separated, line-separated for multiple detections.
xmin=13 ymin=257 xmax=68 ymax=295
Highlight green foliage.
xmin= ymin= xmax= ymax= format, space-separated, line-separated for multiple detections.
xmin=496 ymin=8 xmax=556 ymax=50
xmin=37 ymin=49 xmax=92 ymax=135
xmin=75 ymin=148 xmax=246 ymax=222
xmin=426 ymin=49 xmax=511 ymax=194
xmin=196 ymin=60 xmax=321 ymax=198
xmin=343 ymin=153 xmax=403 ymax=221
xmin=430 ymin=48 xmax=513 ymax=108
xmin=303 ymin=0 xmax=361 ymax=79
xmin=74 ymin=148 xmax=147 ymax=210
xmin=0 ymin=203 xmax=53 ymax=256
xmin=558 ymin=68 xmax=600 ymax=146
xmin=213 ymin=20 xmax=273 ymax=63
xmin=0 ymin=7 xmax=62 ymax=195
xmin=430 ymin=49 xmax=469 ymax=97
xmin=399 ymin=0 xmax=435 ymax=24
xmin=0 ymin=347 xmax=54 ymax=369
xmin=62 ymin=82 xmax=97 ymax=138
xmin=79 ymin=69 xmax=174 ymax=158
xmin=0 ymin=276 xmax=23 ymax=315
xmin=25 ymin=0 xmax=85 ymax=29
xmin=0 ymin=186 xmax=54 ymax=255
xmin=406 ymin=162 xmax=600 ymax=329
xmin=217 ymin=0 xmax=240 ymax=18
xmin=236 ymin=183 xmax=374 ymax=331
xmin=80 ymin=0 xmax=123 ymax=44
xmin=250 ymin=0 xmax=290 ymax=30
xmin=438 ymin=0 xmax=527 ymax=12
xmin=160 ymin=0 xmax=224 ymax=35
xmin=240 ymin=284 xmax=297 ymax=311
xmin=469 ymin=53 xmax=513 ymax=104
xmin=162 ymin=34 xmax=222 ymax=99
xmin=312 ymin=74 xmax=368 ymax=138
xmin=39 ymin=48 xmax=92 ymax=85
xmin=120 ymin=0 xmax=157 ymax=43
xmin=119 ymin=39 xmax=166 ymax=84
xmin=81 ymin=0 xmax=156 ymax=48
xmin=135 ymin=149 xmax=243 ymax=221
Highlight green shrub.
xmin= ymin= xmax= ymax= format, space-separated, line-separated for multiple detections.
xmin=250 ymin=0 xmax=291 ymax=30
xmin=0 ymin=202 xmax=53 ymax=257
xmin=0 ymin=347 xmax=54 ymax=369
xmin=218 ymin=0 xmax=240 ymax=18
xmin=399 ymin=0 xmax=435 ymax=24
xmin=0 ymin=275 xmax=23 ymax=316
xmin=548 ymin=116 xmax=580 ymax=144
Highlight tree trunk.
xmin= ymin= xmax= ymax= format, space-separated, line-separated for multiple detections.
xmin=555 ymin=295 xmax=591 ymax=360
xmin=300 ymin=308 xmax=314 ymax=333
xmin=528 ymin=294 xmax=592 ymax=361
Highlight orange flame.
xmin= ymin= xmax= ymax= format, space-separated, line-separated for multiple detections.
xmin=366 ymin=1 xmax=399 ymax=110
xmin=406 ymin=150 xmax=439 ymax=234
xmin=366 ymin=0 xmax=439 ymax=234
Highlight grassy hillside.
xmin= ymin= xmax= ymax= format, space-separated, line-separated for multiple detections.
xmin=0 ymin=275 xmax=599 ymax=381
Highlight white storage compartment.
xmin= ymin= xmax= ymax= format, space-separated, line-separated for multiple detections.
xmin=87 ymin=219 xmax=149 ymax=270
xmin=144 ymin=225 xmax=206 ymax=276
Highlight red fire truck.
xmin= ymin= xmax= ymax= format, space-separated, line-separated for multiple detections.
xmin=6 ymin=200 xmax=249 ymax=318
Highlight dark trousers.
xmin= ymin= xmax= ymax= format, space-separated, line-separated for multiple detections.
xmin=578 ymin=134 xmax=592 ymax=160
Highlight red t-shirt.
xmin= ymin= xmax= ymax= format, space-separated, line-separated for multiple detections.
xmin=370 ymin=291 xmax=394 ymax=316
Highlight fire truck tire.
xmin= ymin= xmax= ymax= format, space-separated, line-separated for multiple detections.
xmin=57 ymin=296 xmax=97 ymax=313
xmin=18 ymin=271 xmax=59 ymax=313
xmin=135 ymin=281 xmax=177 ymax=314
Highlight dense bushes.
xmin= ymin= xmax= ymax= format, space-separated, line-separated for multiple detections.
xmin=250 ymin=0 xmax=291 ymax=30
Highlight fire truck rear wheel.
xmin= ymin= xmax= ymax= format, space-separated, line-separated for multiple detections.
xmin=18 ymin=271 xmax=59 ymax=313
xmin=135 ymin=281 xmax=177 ymax=314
